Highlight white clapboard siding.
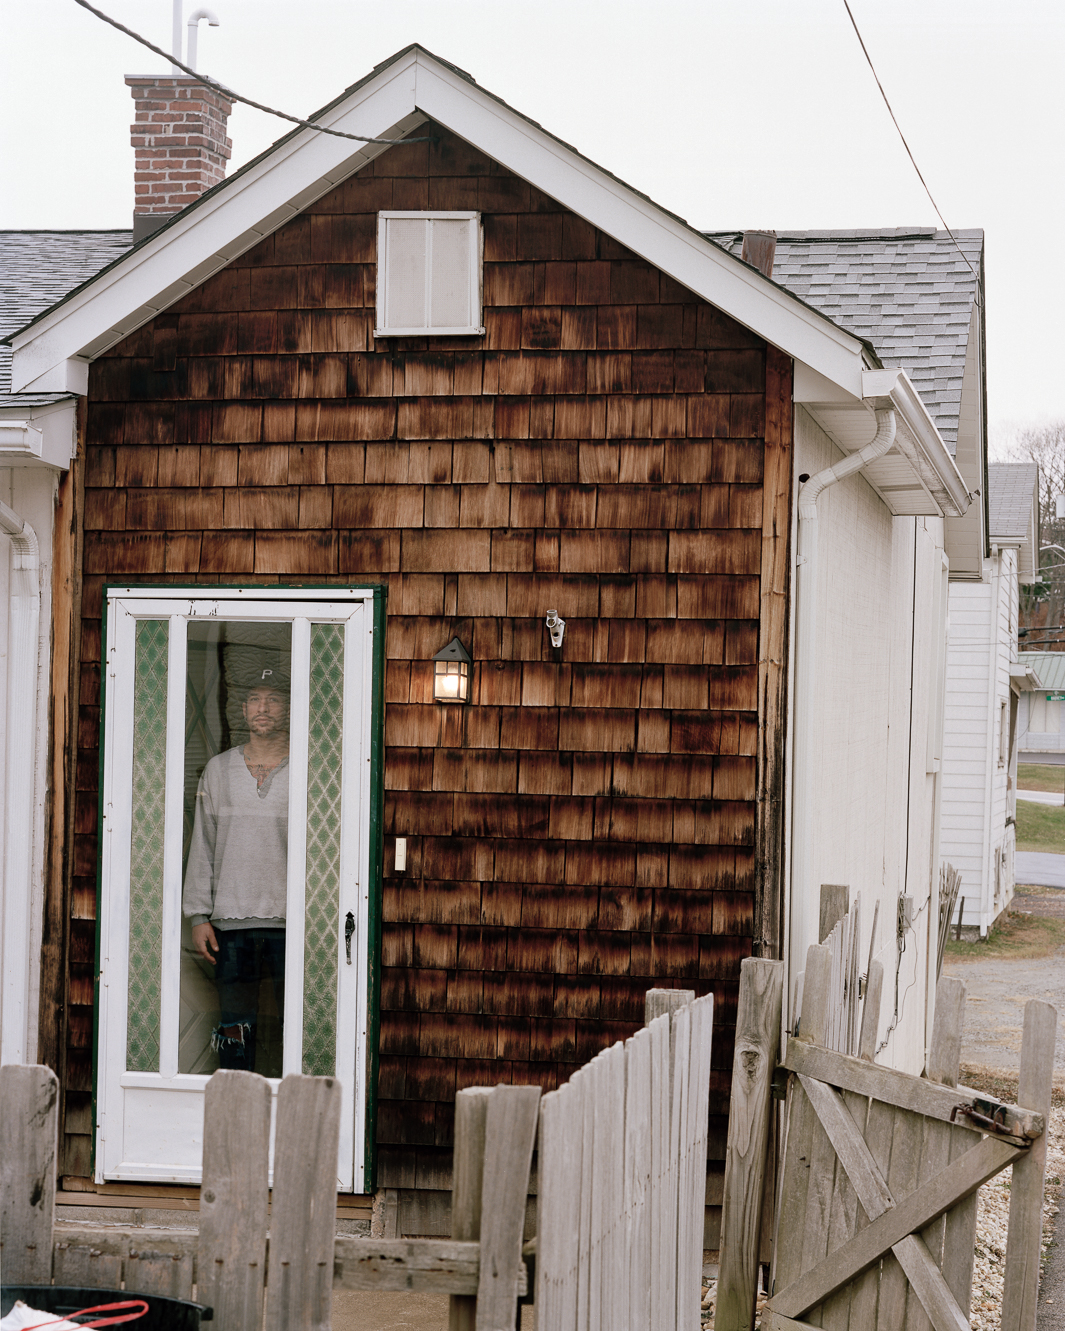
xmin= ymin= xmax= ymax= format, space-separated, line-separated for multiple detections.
xmin=941 ymin=547 xmax=1022 ymax=935
xmin=537 ymin=993 xmax=714 ymax=1331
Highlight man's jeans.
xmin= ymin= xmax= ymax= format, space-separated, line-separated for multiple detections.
xmin=213 ymin=927 xmax=286 ymax=1072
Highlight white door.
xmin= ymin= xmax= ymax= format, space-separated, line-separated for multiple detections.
xmin=96 ymin=587 xmax=381 ymax=1191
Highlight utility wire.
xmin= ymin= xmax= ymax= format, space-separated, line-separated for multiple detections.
xmin=72 ymin=0 xmax=433 ymax=145
xmin=842 ymin=0 xmax=979 ymax=291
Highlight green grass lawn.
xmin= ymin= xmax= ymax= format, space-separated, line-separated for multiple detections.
xmin=1016 ymin=762 xmax=1065 ymax=794
xmin=1015 ymin=796 xmax=1065 ymax=852
xmin=945 ymin=909 xmax=1065 ymax=961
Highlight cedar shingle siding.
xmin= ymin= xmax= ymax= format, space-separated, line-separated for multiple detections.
xmin=69 ymin=125 xmax=792 ymax=1197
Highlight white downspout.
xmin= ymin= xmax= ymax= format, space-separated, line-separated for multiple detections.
xmin=788 ymin=408 xmax=896 ymax=1026
xmin=0 ymin=498 xmax=41 ymax=1066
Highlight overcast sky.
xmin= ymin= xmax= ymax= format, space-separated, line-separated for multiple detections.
xmin=2 ymin=0 xmax=1061 ymax=445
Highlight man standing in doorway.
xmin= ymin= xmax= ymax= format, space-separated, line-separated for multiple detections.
xmin=183 ymin=666 xmax=290 ymax=1071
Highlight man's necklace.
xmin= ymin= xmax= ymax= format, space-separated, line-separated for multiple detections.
xmin=245 ymin=750 xmax=284 ymax=789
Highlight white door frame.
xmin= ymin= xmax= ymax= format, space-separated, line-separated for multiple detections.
xmin=96 ymin=586 xmax=380 ymax=1191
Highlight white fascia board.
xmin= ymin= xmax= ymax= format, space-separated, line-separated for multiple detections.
xmin=862 ymin=368 xmax=971 ymax=518
xmin=11 ymin=48 xmax=867 ymax=399
xmin=1010 ymin=664 xmax=1042 ymax=690
xmin=9 ymin=56 xmax=423 ymax=393
xmin=412 ymin=58 xmax=865 ymax=395
xmin=0 ymin=400 xmax=77 ymax=468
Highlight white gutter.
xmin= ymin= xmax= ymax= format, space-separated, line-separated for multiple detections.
xmin=788 ymin=408 xmax=896 ymax=1026
xmin=0 ymin=497 xmax=41 ymax=1066
xmin=861 ymin=369 xmax=970 ymax=518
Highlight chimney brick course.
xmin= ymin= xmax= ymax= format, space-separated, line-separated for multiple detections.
xmin=126 ymin=76 xmax=232 ymax=240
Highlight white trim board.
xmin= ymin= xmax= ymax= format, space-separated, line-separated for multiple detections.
xmin=9 ymin=46 xmax=866 ymax=398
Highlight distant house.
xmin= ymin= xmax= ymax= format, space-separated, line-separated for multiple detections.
xmin=1017 ymin=650 xmax=1065 ymax=757
xmin=939 ymin=463 xmax=1041 ymax=936
xmin=3 ymin=50 xmax=976 ymax=1240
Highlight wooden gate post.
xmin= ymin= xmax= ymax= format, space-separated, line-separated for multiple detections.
xmin=715 ymin=958 xmax=784 ymax=1331
xmin=1001 ymin=999 xmax=1058 ymax=1331
xmin=0 ymin=1064 xmax=59 ymax=1285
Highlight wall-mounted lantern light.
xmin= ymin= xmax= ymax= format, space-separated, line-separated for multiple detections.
xmin=433 ymin=638 xmax=472 ymax=703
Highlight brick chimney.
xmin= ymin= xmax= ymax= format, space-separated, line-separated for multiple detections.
xmin=126 ymin=76 xmax=233 ymax=241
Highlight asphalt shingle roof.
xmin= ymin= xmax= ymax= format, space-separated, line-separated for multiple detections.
xmin=704 ymin=228 xmax=983 ymax=453
xmin=0 ymin=230 xmax=132 ymax=404
xmin=988 ymin=463 xmax=1038 ymax=542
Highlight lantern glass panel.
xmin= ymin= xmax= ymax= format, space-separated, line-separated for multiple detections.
xmin=434 ymin=658 xmax=468 ymax=703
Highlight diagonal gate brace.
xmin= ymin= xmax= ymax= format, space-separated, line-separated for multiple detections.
xmin=768 ymin=1074 xmax=1022 ymax=1331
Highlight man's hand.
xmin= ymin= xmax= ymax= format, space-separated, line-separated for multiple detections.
xmin=192 ymin=921 xmax=219 ymax=964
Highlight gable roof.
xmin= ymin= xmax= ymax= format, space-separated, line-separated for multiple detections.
xmin=3 ymin=46 xmax=970 ymax=517
xmin=989 ymin=463 xmax=1039 ymax=542
xmin=988 ymin=461 xmax=1040 ymax=580
xmin=6 ymin=45 xmax=868 ymax=398
xmin=0 ymin=230 xmax=132 ymax=406
xmin=705 ymin=229 xmax=983 ymax=453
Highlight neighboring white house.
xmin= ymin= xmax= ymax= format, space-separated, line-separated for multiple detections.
xmin=711 ymin=228 xmax=985 ymax=1064
xmin=0 ymin=231 xmax=132 ymax=1065
xmin=939 ymin=463 xmax=1041 ymax=936
xmin=1017 ymin=650 xmax=1065 ymax=757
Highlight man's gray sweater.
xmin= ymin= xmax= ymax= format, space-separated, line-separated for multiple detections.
xmin=183 ymin=747 xmax=289 ymax=929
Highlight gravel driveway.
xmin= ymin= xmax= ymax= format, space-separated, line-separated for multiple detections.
xmin=943 ymin=880 xmax=1065 ymax=1331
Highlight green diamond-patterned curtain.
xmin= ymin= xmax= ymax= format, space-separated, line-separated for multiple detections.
xmin=302 ymin=623 xmax=345 ymax=1076
xmin=127 ymin=619 xmax=169 ymax=1072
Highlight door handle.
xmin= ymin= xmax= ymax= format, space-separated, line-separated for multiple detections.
xmin=344 ymin=911 xmax=355 ymax=965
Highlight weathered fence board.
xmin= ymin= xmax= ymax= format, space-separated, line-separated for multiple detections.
xmin=648 ymin=1013 xmax=673 ymax=1331
xmin=475 ymin=1085 xmax=541 ymax=1331
xmin=450 ymin=1086 xmax=491 ymax=1331
xmin=263 ymin=1074 xmax=342 ymax=1331
xmin=52 ymin=1242 xmax=124 ymax=1289
xmin=535 ymin=990 xmax=713 ymax=1331
xmin=625 ymin=1026 xmax=652 ymax=1331
xmin=1001 ymin=998 xmax=1057 ymax=1331
xmin=198 ymin=1069 xmax=272 ymax=1331
xmin=782 ymin=1041 xmax=1043 ymax=1141
xmin=0 ymin=1063 xmax=59 ymax=1284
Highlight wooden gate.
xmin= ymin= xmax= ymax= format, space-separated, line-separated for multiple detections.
xmin=535 ymin=990 xmax=715 ymax=1331
xmin=764 ymin=943 xmax=1055 ymax=1331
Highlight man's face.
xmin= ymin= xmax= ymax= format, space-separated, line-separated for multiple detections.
xmin=242 ymin=687 xmax=289 ymax=739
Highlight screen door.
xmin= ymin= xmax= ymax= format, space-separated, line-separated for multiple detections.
xmin=96 ymin=587 xmax=381 ymax=1191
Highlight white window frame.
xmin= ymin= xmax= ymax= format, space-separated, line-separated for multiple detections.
xmin=375 ymin=211 xmax=485 ymax=337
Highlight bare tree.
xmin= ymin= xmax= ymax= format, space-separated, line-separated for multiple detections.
xmin=1004 ymin=422 xmax=1065 ymax=646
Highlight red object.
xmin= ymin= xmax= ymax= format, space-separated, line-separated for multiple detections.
xmin=22 ymin=1299 xmax=149 ymax=1329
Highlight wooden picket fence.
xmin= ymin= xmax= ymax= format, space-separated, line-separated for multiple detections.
xmin=535 ymin=988 xmax=715 ymax=1331
xmin=1 ymin=986 xmax=719 ymax=1331
xmin=0 ymin=1067 xmax=539 ymax=1331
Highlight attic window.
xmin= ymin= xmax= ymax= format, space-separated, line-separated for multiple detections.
xmin=375 ymin=212 xmax=484 ymax=337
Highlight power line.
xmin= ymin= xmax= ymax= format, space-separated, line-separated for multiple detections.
xmin=841 ymin=0 xmax=980 ymax=292
xmin=72 ymin=0 xmax=434 ymax=145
